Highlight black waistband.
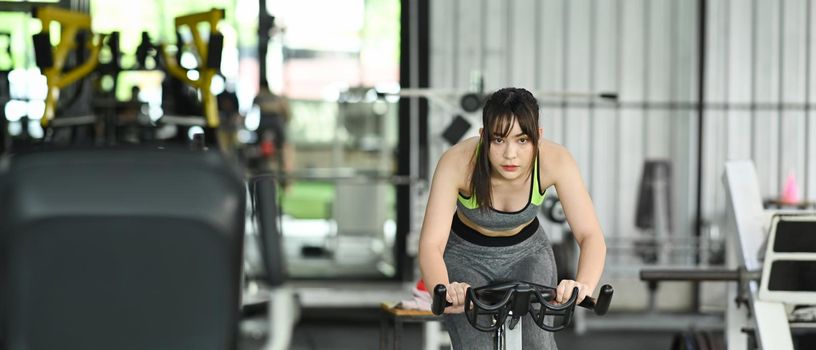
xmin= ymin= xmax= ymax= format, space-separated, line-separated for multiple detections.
xmin=451 ymin=213 xmax=538 ymax=247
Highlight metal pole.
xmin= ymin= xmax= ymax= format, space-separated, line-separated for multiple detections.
xmin=640 ymin=268 xmax=760 ymax=282
xmin=258 ymin=0 xmax=275 ymax=87
xmin=694 ymin=0 xmax=707 ymax=277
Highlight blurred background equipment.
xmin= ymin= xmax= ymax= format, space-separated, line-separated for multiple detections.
xmin=0 ymin=31 xmax=9 ymax=153
xmin=640 ymin=161 xmax=816 ymax=350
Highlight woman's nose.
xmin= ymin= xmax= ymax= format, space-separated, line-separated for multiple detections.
xmin=503 ymin=145 xmax=517 ymax=158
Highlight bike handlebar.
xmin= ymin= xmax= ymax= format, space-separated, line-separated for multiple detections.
xmin=431 ymin=284 xmax=450 ymax=315
xmin=577 ymin=284 xmax=614 ymax=315
xmin=431 ymin=282 xmax=614 ymax=317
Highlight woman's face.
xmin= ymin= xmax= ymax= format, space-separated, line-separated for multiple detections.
xmin=486 ymin=119 xmax=536 ymax=181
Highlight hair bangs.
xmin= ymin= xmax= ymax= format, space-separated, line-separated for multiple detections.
xmin=489 ymin=113 xmax=517 ymax=138
xmin=514 ymin=107 xmax=539 ymax=144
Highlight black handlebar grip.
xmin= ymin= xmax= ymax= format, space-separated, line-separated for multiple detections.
xmin=577 ymin=284 xmax=614 ymax=316
xmin=431 ymin=284 xmax=451 ymax=315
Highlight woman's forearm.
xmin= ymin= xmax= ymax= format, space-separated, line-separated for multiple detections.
xmin=574 ymin=234 xmax=606 ymax=291
xmin=419 ymin=246 xmax=450 ymax=289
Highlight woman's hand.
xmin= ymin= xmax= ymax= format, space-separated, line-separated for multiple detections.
xmin=555 ymin=279 xmax=591 ymax=304
xmin=444 ymin=281 xmax=471 ymax=314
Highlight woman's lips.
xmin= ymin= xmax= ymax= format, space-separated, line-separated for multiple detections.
xmin=501 ymin=165 xmax=519 ymax=171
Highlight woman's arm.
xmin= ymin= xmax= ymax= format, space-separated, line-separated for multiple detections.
xmin=418 ymin=149 xmax=469 ymax=312
xmin=550 ymin=146 xmax=607 ymax=303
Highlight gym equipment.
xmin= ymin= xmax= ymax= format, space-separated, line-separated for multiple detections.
xmin=458 ymin=73 xmax=486 ymax=113
xmin=135 ymin=31 xmax=159 ymax=70
xmin=633 ymin=160 xmax=678 ymax=265
xmin=397 ymin=88 xmax=618 ymax=118
xmin=245 ymin=175 xmax=297 ymax=350
xmin=30 ymin=7 xmax=125 ymax=147
xmin=0 ymin=32 xmax=10 ymax=75
xmin=431 ymin=281 xmax=613 ymax=350
xmin=542 ymin=195 xmax=567 ymax=224
xmin=331 ymin=178 xmax=390 ymax=266
xmin=636 ymin=160 xmax=673 ymax=231
xmin=31 ymin=6 xmax=103 ymax=127
xmin=266 ymin=171 xmax=417 ymax=279
xmin=379 ymin=303 xmax=440 ymax=350
xmin=441 ymin=114 xmax=471 ymax=145
xmin=538 ymin=194 xmax=578 ymax=281
xmin=669 ymin=331 xmax=724 ymax=350
xmin=1 ymin=32 xmax=10 ymax=154
xmin=0 ymin=147 xmax=245 ymax=350
xmin=460 ymin=92 xmax=484 ymax=113
xmin=640 ymin=160 xmax=816 ymax=349
xmin=160 ymin=8 xmax=225 ymax=129
xmin=336 ymin=87 xmax=391 ymax=154
xmin=28 ymin=6 xmax=227 ymax=147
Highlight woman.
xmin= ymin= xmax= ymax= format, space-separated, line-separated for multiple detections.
xmin=418 ymin=87 xmax=606 ymax=349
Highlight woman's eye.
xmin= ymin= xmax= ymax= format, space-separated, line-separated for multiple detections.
xmin=493 ymin=138 xmax=504 ymax=144
xmin=519 ymin=138 xmax=528 ymax=144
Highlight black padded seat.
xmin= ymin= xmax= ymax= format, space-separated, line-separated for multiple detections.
xmin=0 ymin=147 xmax=245 ymax=350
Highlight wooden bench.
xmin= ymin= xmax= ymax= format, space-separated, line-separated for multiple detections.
xmin=379 ymin=302 xmax=445 ymax=350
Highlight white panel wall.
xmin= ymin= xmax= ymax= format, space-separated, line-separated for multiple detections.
xmin=752 ymin=0 xmax=781 ymax=197
xmin=726 ymin=0 xmax=753 ymax=166
xmin=563 ymin=0 xmax=591 ymax=185
xmin=779 ymin=0 xmax=807 ymax=201
xmin=590 ymin=0 xmax=620 ymax=256
xmin=672 ymin=0 xmax=699 ymax=250
xmin=538 ymin=0 xmax=565 ymax=144
xmin=617 ymin=0 xmax=647 ymax=257
xmin=701 ymin=0 xmax=727 ymax=223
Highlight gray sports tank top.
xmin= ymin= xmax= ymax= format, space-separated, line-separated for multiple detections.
xmin=456 ymin=158 xmax=546 ymax=231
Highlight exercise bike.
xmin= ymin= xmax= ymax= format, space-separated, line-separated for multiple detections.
xmin=432 ymin=281 xmax=614 ymax=350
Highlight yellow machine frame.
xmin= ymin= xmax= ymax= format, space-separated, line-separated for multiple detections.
xmin=161 ymin=8 xmax=224 ymax=128
xmin=34 ymin=6 xmax=103 ymax=127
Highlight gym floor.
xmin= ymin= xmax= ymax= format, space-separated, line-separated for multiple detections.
xmin=238 ymin=309 xmax=684 ymax=350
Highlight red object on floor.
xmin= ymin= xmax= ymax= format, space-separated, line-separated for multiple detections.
xmin=416 ymin=280 xmax=426 ymax=292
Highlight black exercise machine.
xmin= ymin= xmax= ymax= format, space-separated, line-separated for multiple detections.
xmin=0 ymin=147 xmax=245 ymax=350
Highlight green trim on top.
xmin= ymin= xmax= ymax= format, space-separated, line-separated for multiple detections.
xmin=457 ymin=150 xmax=547 ymax=210
xmin=531 ymin=158 xmax=546 ymax=206
xmin=458 ymin=190 xmax=480 ymax=209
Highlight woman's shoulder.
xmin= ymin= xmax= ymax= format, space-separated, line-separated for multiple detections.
xmin=539 ymin=139 xmax=569 ymax=160
xmin=434 ymin=137 xmax=478 ymax=188
xmin=539 ymin=139 xmax=575 ymax=176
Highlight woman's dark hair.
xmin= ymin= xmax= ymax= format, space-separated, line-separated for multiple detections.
xmin=470 ymin=87 xmax=540 ymax=211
